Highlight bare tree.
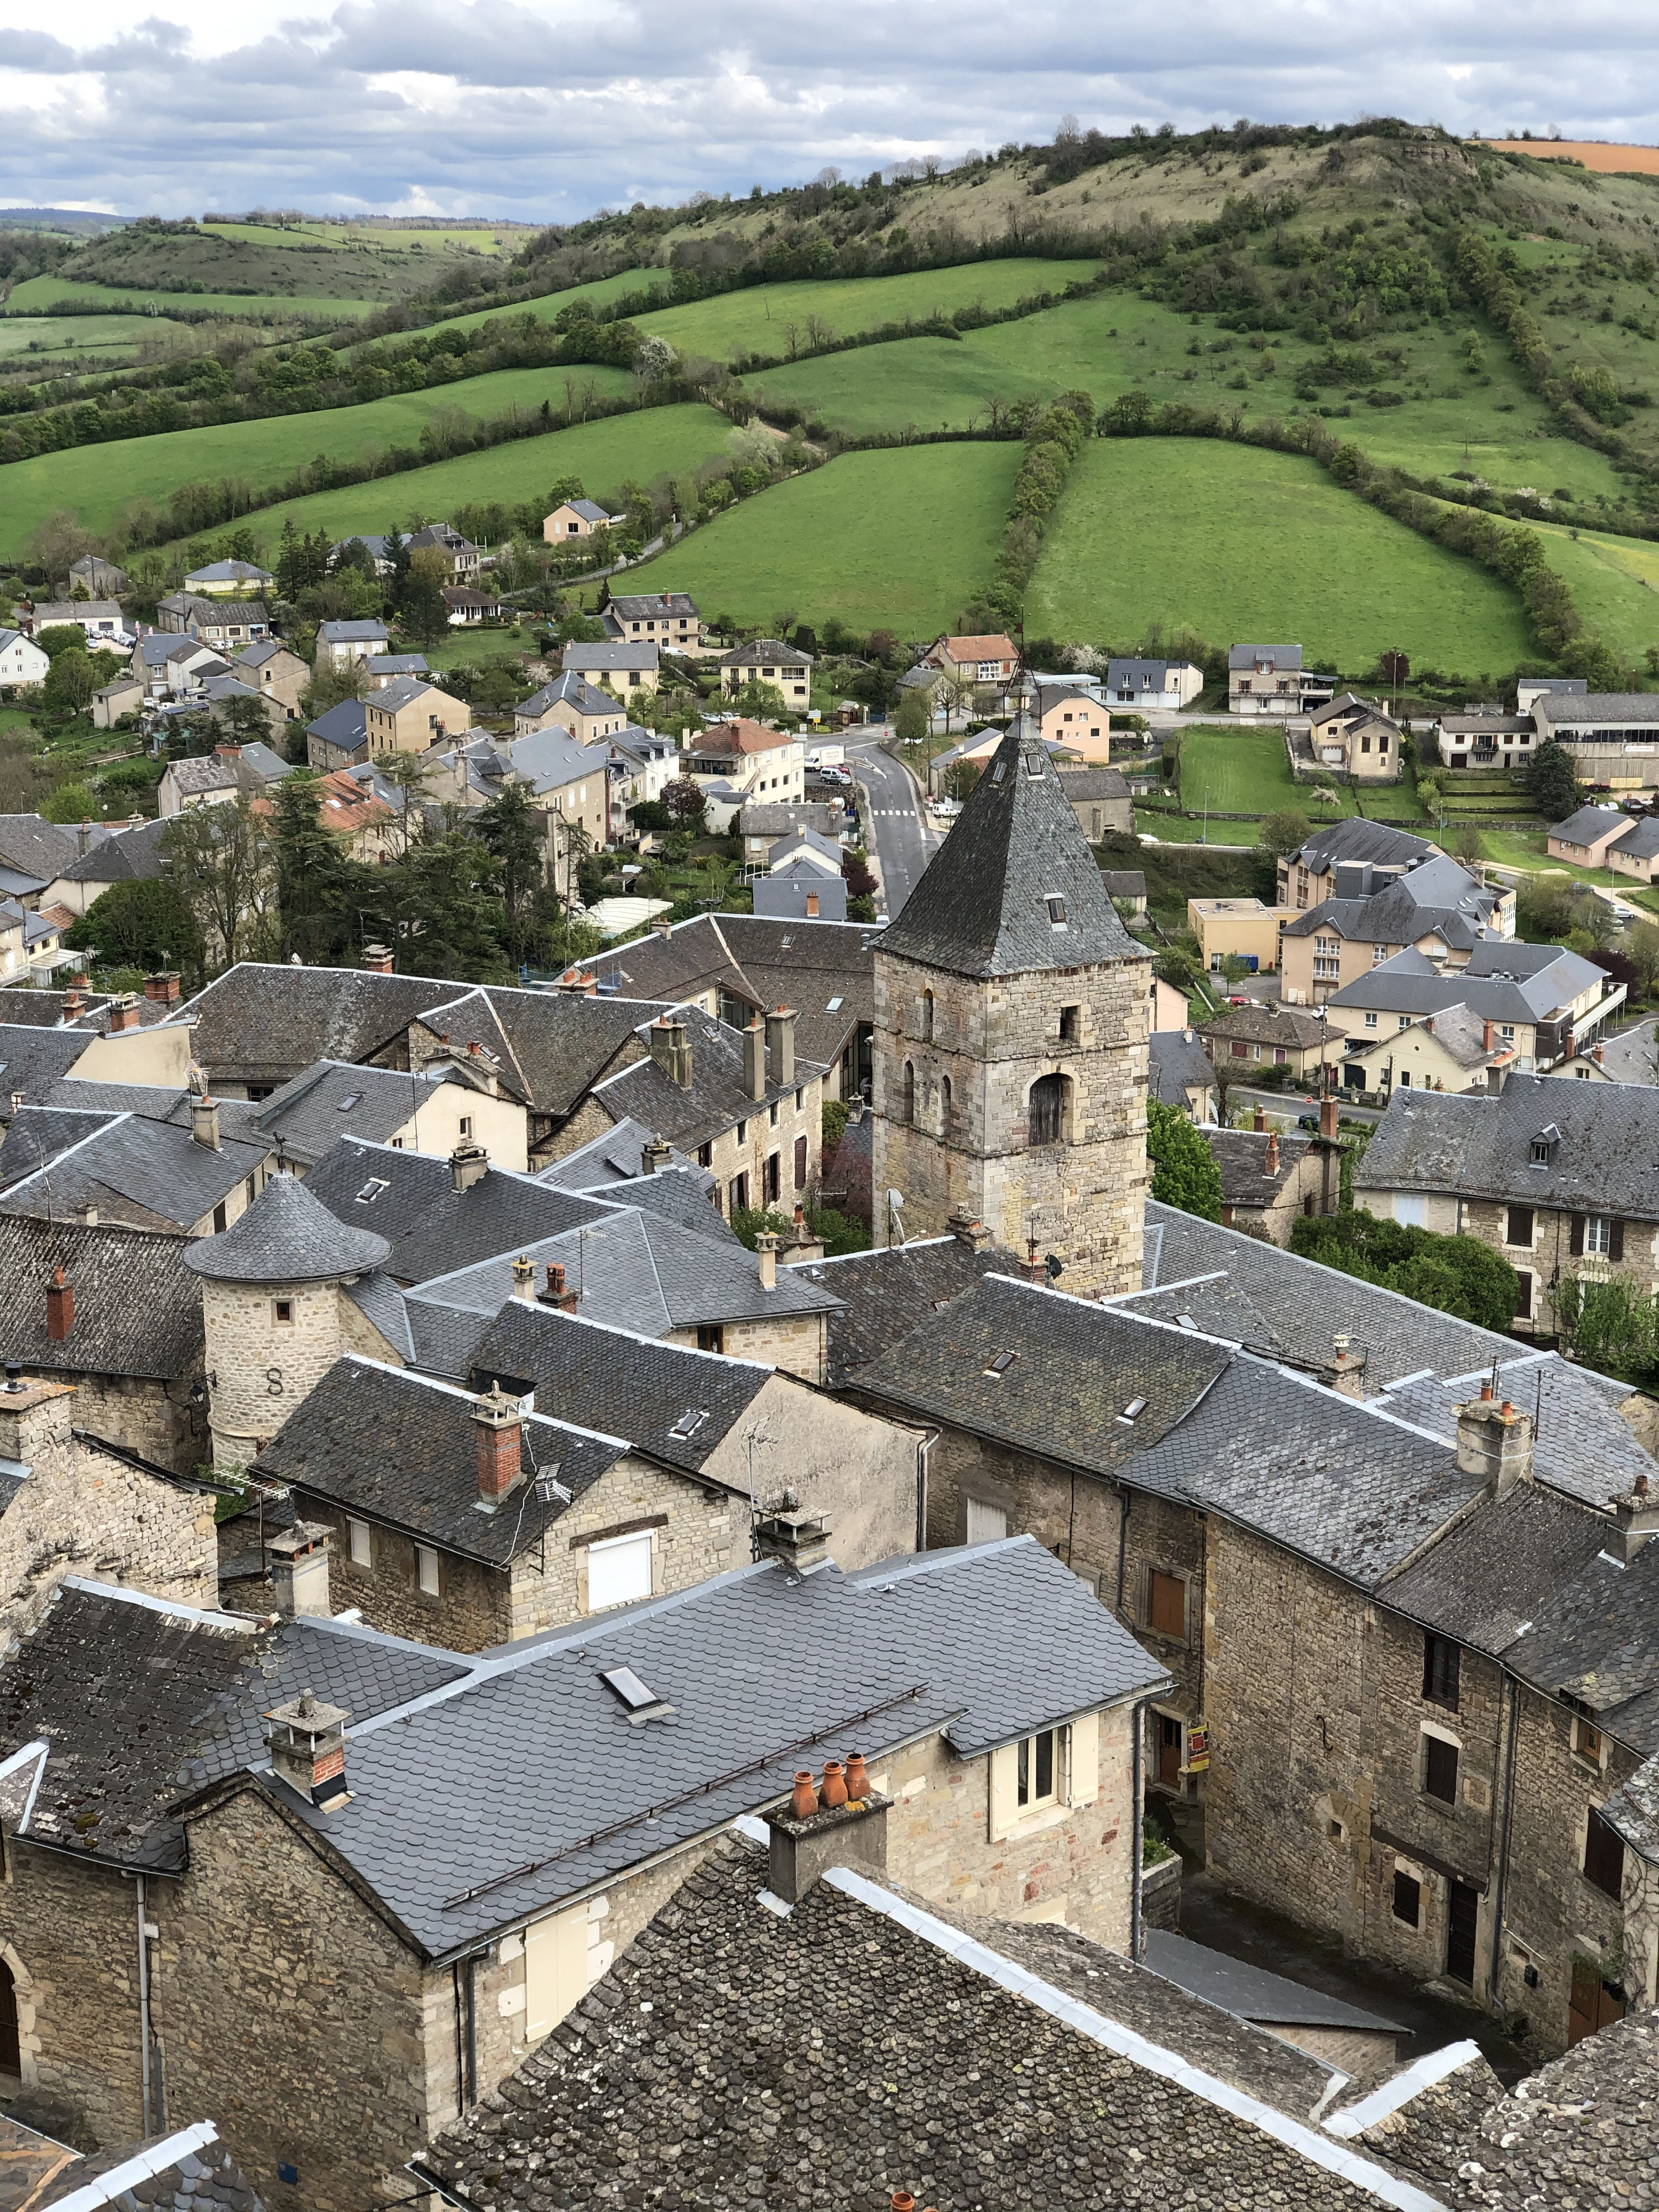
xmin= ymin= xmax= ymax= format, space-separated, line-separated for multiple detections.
xmin=161 ymin=796 xmax=277 ymax=973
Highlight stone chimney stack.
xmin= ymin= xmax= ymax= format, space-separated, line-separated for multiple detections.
xmin=190 ymin=1093 xmax=221 ymax=1151
xmin=77 ymin=818 xmax=92 ymax=859
xmin=107 ymin=993 xmax=141 ymax=1034
xmin=360 ymin=942 xmax=394 ymax=975
xmin=766 ymin=1005 xmax=797 ymax=1091
xmin=1454 ymin=1383 xmax=1533 ymax=1495
xmin=510 ymin=1253 xmax=536 ymax=1303
xmin=947 ymin=1207 xmax=993 ymax=1252
xmin=1264 ymin=1133 xmax=1280 ymax=1176
xmin=641 ymin=1135 xmax=673 ymax=1175
xmin=648 ymin=1016 xmax=692 ymax=1088
xmin=754 ymin=1501 xmax=831 ymax=1576
xmin=450 ymin=1139 xmax=489 ymax=1193
xmin=46 ymin=1267 xmax=73 ymax=1342
xmin=473 ymin=1382 xmax=524 ymax=1507
xmin=1329 ymin=1332 xmax=1368 ymax=1400
xmin=765 ymin=1776 xmax=891 ymax=1905
xmin=744 ymin=1016 xmax=767 ymax=1102
xmin=1610 ymin=1472 xmax=1659 ymax=1565
xmin=264 ymin=1688 xmax=351 ymax=1810
xmin=268 ymin=1521 xmax=331 ymax=1618
xmin=755 ymin=1230 xmax=780 ymax=1290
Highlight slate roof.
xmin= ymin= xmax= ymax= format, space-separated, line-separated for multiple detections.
xmin=1126 ymin=1202 xmax=1516 ymax=1387
xmin=1356 ymin=1072 xmax=1659 ymax=1219
xmin=538 ymin=1115 xmax=716 ymax=1198
xmin=422 ymin=1837 xmax=1408 ymax=2211
xmin=1285 ymin=821 xmax=1439 ymax=875
xmin=248 ymin=1059 xmax=456 ymax=1166
xmin=1149 ymin=1027 xmax=1217 ymax=1109
xmin=1056 ymin=764 xmax=1132 ymax=799
xmin=1229 ymin=642 xmax=1303 ymax=670
xmin=1501 ymin=1540 xmax=1659 ymax=1755
xmin=1536 ymin=691 xmax=1659 ymax=730
xmin=592 ymin=1005 xmax=825 ymax=1151
xmin=301 ymin=1138 xmax=604 ymax=1284
xmin=0 ymin=1105 xmax=269 ymax=1233
xmin=304 ymin=699 xmax=368 ymax=759
xmin=856 ymin=1274 xmax=1234 ymax=1477
xmin=1205 ymin=1128 xmax=1311 ymax=1206
xmin=317 ymin=619 xmax=389 ymax=645
xmin=0 ymin=816 xmax=82 ymax=881
xmin=606 ymin=592 xmax=700 ymax=623
xmin=804 ymin=1234 xmax=1016 ymax=1386
xmin=8 ymin=2120 xmax=267 ymax=2210
xmin=1379 ymin=1477 xmax=1612 ymax=1657
xmin=1551 ymin=803 xmax=1632 ymax=846
xmin=1326 ymin=943 xmax=1601 ymax=1026
xmin=717 ymin=637 xmax=811 ymax=667
xmin=1198 ymin=1003 xmax=1328 ymax=1050
xmin=561 ymin=641 xmax=659 ymax=672
xmin=364 ymin=652 xmax=427 ymax=679
xmin=878 ymin=718 xmax=1144 ymax=980
xmin=515 ymin=670 xmax=617 ymax=721
xmin=1141 ymin=1929 xmax=1400 ymax=2033
xmin=1279 ymin=883 xmax=1495 ymax=951
xmin=254 ymin=1357 xmax=632 ymax=1564
xmin=248 ymin=1535 xmax=1167 ymax=1955
xmin=0 ymin=1215 xmax=201 ymax=1378
xmin=1376 ymin=1351 xmax=1651 ymax=1510
xmin=1573 ymin=1020 xmax=1659 ymax=1086
xmin=368 ymin=674 xmax=445 ymax=714
xmin=182 ymin=1168 xmax=391 ymax=1284
xmin=0 ymin=1022 xmax=93 ymax=1105
xmin=468 ymin=1303 xmax=772 ymax=1477
xmin=0 ymin=1578 xmax=468 ymax=1873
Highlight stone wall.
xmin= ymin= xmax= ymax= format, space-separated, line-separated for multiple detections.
xmin=698 ymin=1374 xmax=919 ymax=1571
xmin=202 ymin=1277 xmax=352 ymax=1472
xmin=168 ymin=1790 xmax=429 ymax=2212
xmin=667 ymin=1311 xmax=826 ymax=1384
xmin=0 ymin=1384 xmax=216 ymax=1655
xmin=871 ymin=945 xmax=1149 ymax=1297
xmin=0 ymin=1844 xmax=147 ymax=2145
xmin=18 ymin=1369 xmax=204 ymax=1477
xmin=1428 ymin=1194 xmax=1659 ymax=1340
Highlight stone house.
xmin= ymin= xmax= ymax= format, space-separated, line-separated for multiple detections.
xmin=1328 ymin=942 xmax=1621 ymax=1073
xmin=362 ymin=675 xmax=471 ymax=756
xmin=232 ymin=639 xmax=309 ymax=717
xmin=245 ymin=1056 xmax=529 ymax=1172
xmin=407 ymin=522 xmax=481 ymax=580
xmin=1355 ymin=1071 xmax=1659 ymax=1337
xmin=717 ymin=637 xmax=812 ymax=709
xmin=0 ymin=1094 xmax=271 ymax=1239
xmin=66 ymin=553 xmax=129 ymax=599
xmin=1227 ymin=643 xmax=1334 ymax=715
xmin=1197 ymin=1001 xmax=1332 ymax=1082
xmin=0 ymin=1539 xmax=1160 ymax=2209
xmin=1203 ymin=1124 xmax=1340 ymax=1241
xmin=156 ymin=740 xmax=293 ymax=818
xmin=923 ymin=633 xmax=1019 ymax=706
xmin=441 ymin=587 xmax=503 ymax=627
xmin=0 ymin=1215 xmax=205 ymax=1473
xmin=872 ymin=716 xmax=1150 ymax=1296
xmin=1306 ymin=693 xmax=1404 ymax=784
xmin=313 ymin=618 xmax=390 ymax=671
xmin=431 ymin=727 xmax=611 ymax=865
xmin=303 ymin=700 xmax=368 ymax=770
xmin=154 ymin=596 xmax=269 ymax=649
xmin=1057 ymin=763 xmax=1134 ymax=839
xmin=561 ymin=640 xmax=659 ymax=700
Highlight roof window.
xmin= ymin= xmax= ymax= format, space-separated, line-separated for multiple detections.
xmin=667 ymin=1407 xmax=708 ymax=1441
xmin=826 ymin=995 xmax=843 ymax=1013
xmin=1025 ymin=754 xmax=1044 ymax=779
xmin=983 ymin=1349 xmax=1020 ymax=1378
xmin=1046 ymin=896 xmax=1068 ymax=927
xmin=1116 ymin=1396 xmax=1149 ymax=1425
xmin=354 ymin=1176 xmax=390 ymax=1204
xmin=992 ymin=761 xmax=1007 ymax=784
xmin=599 ymin=1665 xmax=666 ymax=1714
xmin=336 ymin=1093 xmax=361 ymax=1112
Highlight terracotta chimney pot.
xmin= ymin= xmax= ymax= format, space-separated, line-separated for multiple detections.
xmin=818 ymin=1760 xmax=848 ymax=1812
xmin=790 ymin=1770 xmax=818 ymax=1821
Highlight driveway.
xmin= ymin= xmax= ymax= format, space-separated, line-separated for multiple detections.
xmin=844 ymin=726 xmax=941 ymax=921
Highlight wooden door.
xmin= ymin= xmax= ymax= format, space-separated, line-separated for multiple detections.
xmin=1156 ymin=1712 xmax=1183 ymax=1789
xmin=1446 ymin=1879 xmax=1479 ymax=1986
xmin=1568 ymin=1959 xmax=1626 ymax=2048
xmin=0 ymin=1958 xmax=20 ymax=2075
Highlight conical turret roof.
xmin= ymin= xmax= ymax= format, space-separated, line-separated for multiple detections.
xmin=880 ymin=717 xmax=1143 ymax=978
xmin=183 ymin=1166 xmax=392 ymax=1284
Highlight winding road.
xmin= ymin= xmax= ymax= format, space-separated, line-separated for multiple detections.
xmin=843 ymin=726 xmax=942 ymax=921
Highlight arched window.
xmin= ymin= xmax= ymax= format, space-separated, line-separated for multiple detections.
xmin=0 ymin=1956 xmax=20 ymax=2076
xmin=1029 ymin=1073 xmax=1068 ymax=1147
xmin=919 ymin=989 xmax=935 ymax=1041
xmin=940 ymin=1074 xmax=954 ymax=1139
xmin=900 ymin=1061 xmax=916 ymax=1125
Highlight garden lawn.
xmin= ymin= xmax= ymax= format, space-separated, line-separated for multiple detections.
xmin=632 ymin=260 xmax=1102 ymax=365
xmin=1176 ymin=726 xmax=1331 ymax=816
xmin=0 ymin=366 xmax=638 ymax=560
xmin=641 ymin=442 xmax=1022 ymax=636
xmin=150 ymin=403 xmax=734 ymax=559
xmin=1029 ymin=440 xmax=1533 ymax=675
xmin=3 ymin=276 xmax=376 ymax=321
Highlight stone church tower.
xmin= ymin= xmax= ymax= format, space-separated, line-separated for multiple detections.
xmin=871 ymin=716 xmax=1150 ymax=1296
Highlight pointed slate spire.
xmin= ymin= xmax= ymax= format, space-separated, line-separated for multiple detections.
xmin=183 ymin=1168 xmax=391 ymax=1284
xmin=881 ymin=714 xmax=1142 ymax=978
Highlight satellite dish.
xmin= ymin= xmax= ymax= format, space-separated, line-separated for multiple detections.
xmin=1045 ymin=1254 xmax=1063 ymax=1281
xmin=887 ymin=1188 xmax=905 ymax=1211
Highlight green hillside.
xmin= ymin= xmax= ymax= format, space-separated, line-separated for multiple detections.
xmin=414 ymin=268 xmax=663 ymax=342
xmin=154 ymin=403 xmax=733 ymax=561
xmin=644 ymin=444 xmax=1022 ymax=635
xmin=1526 ymin=518 xmax=1659 ymax=662
xmin=4 ymin=274 xmax=378 ymax=322
xmin=1027 ymin=440 xmax=1533 ymax=675
xmin=0 ymin=313 xmax=197 ymax=364
xmin=0 ymin=364 xmax=636 ymax=559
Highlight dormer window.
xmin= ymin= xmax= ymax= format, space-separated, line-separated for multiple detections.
xmin=1530 ymin=1140 xmax=1550 ymax=1165
xmin=1025 ymin=755 xmax=1044 ymax=779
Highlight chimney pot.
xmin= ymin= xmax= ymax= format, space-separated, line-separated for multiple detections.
xmin=1480 ymin=1380 xmax=1493 ymax=1401
xmin=1253 ymin=1105 xmax=1266 ymax=1132
xmin=473 ymin=1382 xmax=525 ymax=1506
xmin=450 ymin=1139 xmax=489 ymax=1193
xmin=790 ymin=1770 xmax=817 ymax=1821
xmin=538 ymin=1261 xmax=579 ymax=1314
xmin=264 ymin=1683 xmax=350 ymax=1808
xmin=765 ymin=1779 xmax=890 ymax=1904
xmin=511 ymin=1253 xmax=536 ymax=1303
xmin=190 ymin=1093 xmax=220 ymax=1151
xmin=818 ymin=1760 xmax=848 ymax=1811
xmin=755 ymin=1231 xmax=780 ymax=1291
xmin=268 ymin=1521 xmax=332 ymax=1618
xmin=46 ymin=1266 xmax=74 ymax=1342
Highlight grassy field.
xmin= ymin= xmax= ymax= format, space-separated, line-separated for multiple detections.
xmin=149 ymin=403 xmax=734 ymax=560
xmin=1526 ymin=519 xmax=1659 ymax=663
xmin=1028 ymin=440 xmax=1534 ymax=674
xmin=0 ymin=313 xmax=197 ymax=363
xmin=641 ymin=442 xmax=1022 ymax=635
xmin=417 ymin=268 xmax=662 ymax=343
xmin=0 ymin=366 xmax=638 ymax=559
xmin=3 ymin=276 xmax=376 ymax=321
xmin=632 ymin=260 xmax=1102 ymax=365
xmin=202 ymin=222 xmax=518 ymax=258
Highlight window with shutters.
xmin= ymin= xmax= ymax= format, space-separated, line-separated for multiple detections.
xmin=1016 ymin=1729 xmax=1057 ymax=1809
xmin=523 ymin=1907 xmax=589 ymax=2042
xmin=1423 ymin=1730 xmax=1459 ymax=1804
xmin=1506 ymin=1206 xmax=1533 ymax=1248
xmin=1584 ymin=1808 xmax=1626 ymax=1901
xmin=1147 ymin=1569 xmax=1187 ymax=1641
xmin=793 ymin=1134 xmax=808 ymax=1189
xmin=347 ymin=1517 xmax=372 ymax=1569
xmin=966 ymin=1496 xmax=1009 ymax=1545
xmin=1392 ymin=1870 xmax=1422 ymax=1928
xmin=1422 ymin=1632 xmax=1460 ymax=1712
xmin=416 ymin=1544 xmax=441 ymax=1597
xmin=1585 ymin=1214 xmax=1613 ymax=1257
xmin=1574 ymin=1715 xmax=1605 ymax=1769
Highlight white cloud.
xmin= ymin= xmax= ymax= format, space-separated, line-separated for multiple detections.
xmin=4 ymin=0 xmax=1659 ymax=218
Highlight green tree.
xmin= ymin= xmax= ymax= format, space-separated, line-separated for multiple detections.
xmin=1526 ymin=738 xmax=1579 ymax=822
xmin=273 ymin=770 xmax=354 ymax=964
xmin=732 ymin=676 xmax=789 ymax=722
xmin=477 ymin=781 xmax=546 ymax=964
xmin=1625 ymin=921 xmax=1659 ymax=996
xmin=41 ymin=779 xmax=99 ymax=823
xmin=662 ymin=778 xmax=707 ymax=833
xmin=35 ymin=625 xmax=90 ymax=661
xmin=161 ymin=794 xmax=276 ymax=972
xmin=1146 ymin=1098 xmax=1224 ymax=1220
xmin=62 ymin=879 xmax=204 ymax=983
xmin=894 ymin=690 xmax=931 ymax=746
xmin=1453 ymin=820 xmax=1484 ymax=864
xmin=943 ymin=759 xmax=984 ymax=802
xmin=400 ymin=568 xmax=450 ymax=645
xmin=217 ymin=691 xmax=275 ymax=745
xmin=1288 ymin=1209 xmax=1518 ymax=1332
xmin=42 ymin=649 xmax=95 ymax=716
xmin=1257 ymin=809 xmax=1311 ymax=858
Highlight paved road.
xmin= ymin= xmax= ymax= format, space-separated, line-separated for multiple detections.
xmin=844 ymin=727 xmax=941 ymax=920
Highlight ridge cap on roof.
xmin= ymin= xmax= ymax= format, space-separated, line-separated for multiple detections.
xmin=337 ymin=1351 xmax=633 ymax=1451
xmin=488 ymin=1300 xmax=776 ymax=1373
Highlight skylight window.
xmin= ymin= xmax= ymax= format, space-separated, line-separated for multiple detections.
xmin=1025 ymin=754 xmax=1044 ymax=779
xmin=1117 ymin=1396 xmax=1149 ymax=1425
xmin=599 ymin=1666 xmax=660 ymax=1712
xmin=1046 ymin=896 xmax=1068 ymax=927
xmin=354 ymin=1177 xmax=390 ymax=1204
xmin=984 ymin=1350 xmax=1019 ymax=1378
xmin=992 ymin=761 xmax=1007 ymax=784
xmin=826 ymin=995 xmax=843 ymax=1012
xmin=337 ymin=1093 xmax=361 ymax=1112
xmin=667 ymin=1408 xmax=708 ymax=1441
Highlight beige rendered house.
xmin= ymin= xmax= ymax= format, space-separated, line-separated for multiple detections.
xmin=562 ymin=640 xmax=660 ymax=700
xmin=718 ymin=638 xmax=812 ymax=710
xmin=364 ymin=676 xmax=472 ymax=756
xmin=515 ymin=671 xmax=630 ymax=744
xmin=543 ymin=497 xmax=620 ymax=541
xmin=1187 ymin=897 xmax=1281 ymax=975
xmin=1037 ymin=685 xmax=1112 ymax=761
xmin=1306 ymin=693 xmax=1403 ymax=784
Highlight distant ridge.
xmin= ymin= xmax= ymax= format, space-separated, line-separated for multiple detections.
xmin=0 ymin=207 xmax=132 ymax=235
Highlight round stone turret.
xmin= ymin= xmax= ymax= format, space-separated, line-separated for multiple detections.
xmin=185 ymin=1170 xmax=393 ymax=1471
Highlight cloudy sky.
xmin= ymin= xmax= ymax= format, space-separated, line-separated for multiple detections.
xmin=4 ymin=0 xmax=1658 ymax=223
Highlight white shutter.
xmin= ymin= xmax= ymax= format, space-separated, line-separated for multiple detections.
xmin=988 ymin=1743 xmax=1019 ymax=1841
xmin=587 ymin=1531 xmax=653 ymax=1611
xmin=967 ymin=1498 xmax=1009 ymax=1546
xmin=523 ymin=1907 xmax=588 ymax=2041
xmin=1068 ymin=1712 xmax=1100 ymax=1807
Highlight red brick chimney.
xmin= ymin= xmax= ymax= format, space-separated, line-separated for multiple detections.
xmin=539 ymin=1262 xmax=578 ymax=1313
xmin=142 ymin=972 xmax=181 ymax=1005
xmin=215 ymin=742 xmax=242 ymax=760
xmin=473 ymin=1383 xmax=524 ymax=1506
xmin=360 ymin=942 xmax=393 ymax=975
xmin=1252 ymin=1105 xmax=1266 ymax=1132
xmin=107 ymin=993 xmax=140 ymax=1033
xmin=1483 ymin=1018 xmax=1494 ymax=1051
xmin=46 ymin=1266 xmax=73 ymax=1341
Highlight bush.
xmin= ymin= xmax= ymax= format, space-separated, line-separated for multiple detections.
xmin=1147 ymin=1099 xmax=1223 ymax=1220
xmin=822 ymin=1099 xmax=850 ymax=1154
xmin=1288 ymin=1209 xmax=1518 ymax=1331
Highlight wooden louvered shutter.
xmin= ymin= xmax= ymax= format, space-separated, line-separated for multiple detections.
xmin=1610 ymin=1218 xmax=1625 ymax=1262
xmin=1570 ymin=1214 xmax=1585 ymax=1258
